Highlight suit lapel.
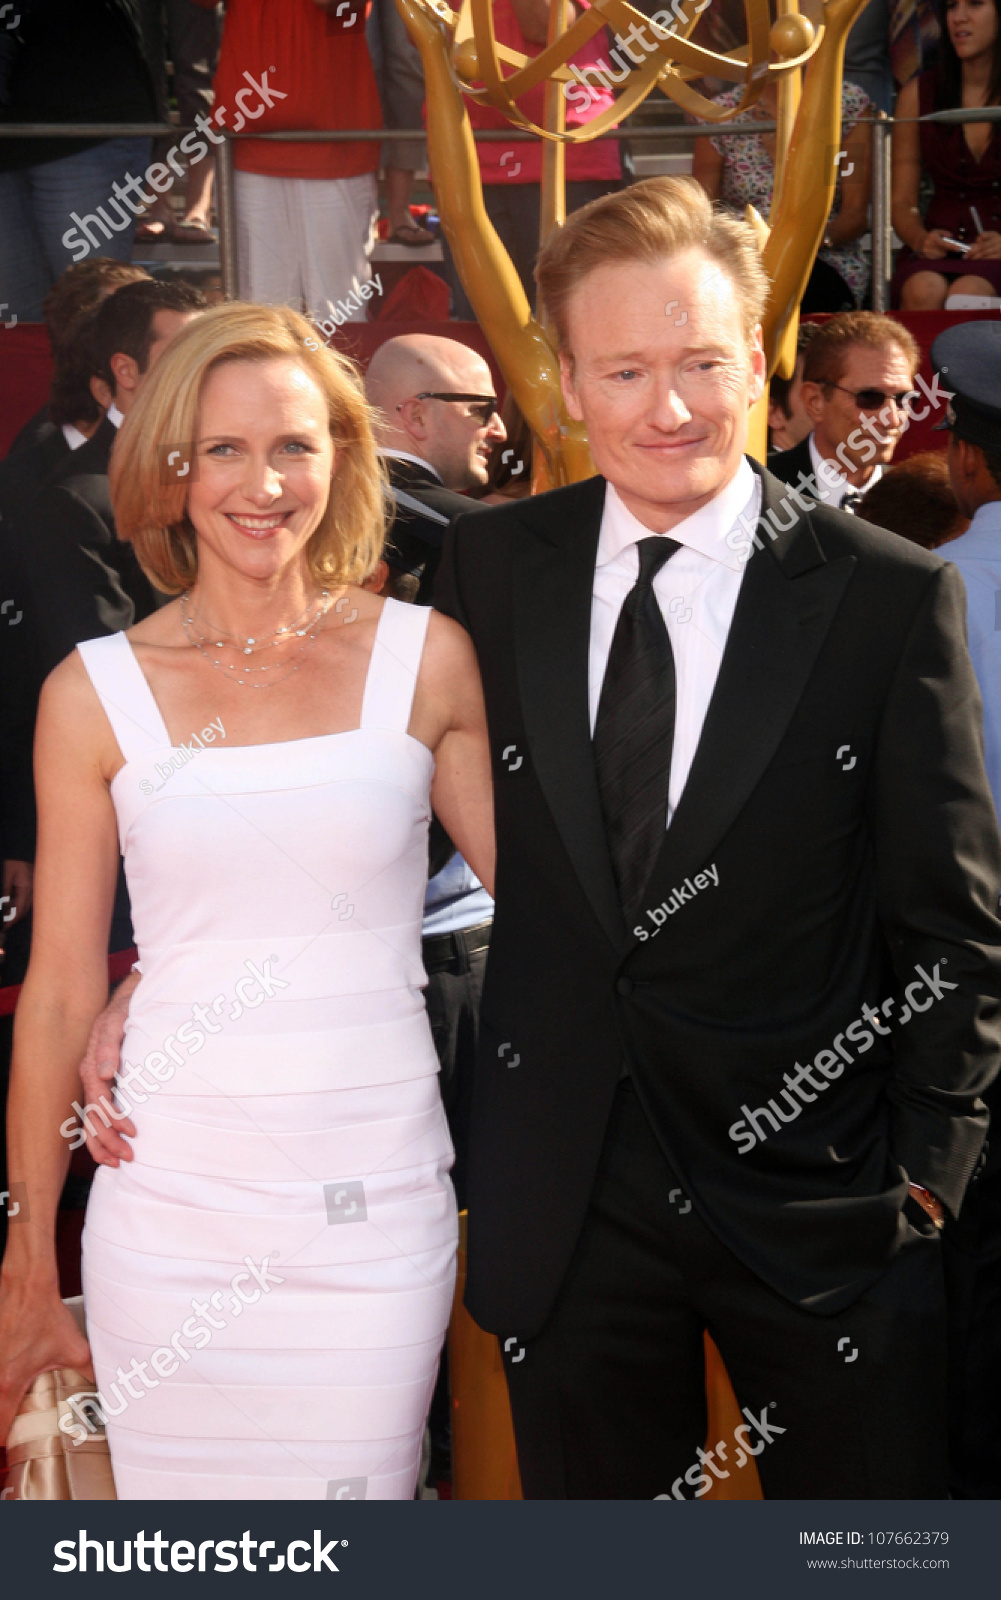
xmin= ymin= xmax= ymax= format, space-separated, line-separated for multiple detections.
xmin=634 ymin=464 xmax=856 ymax=930
xmin=513 ymin=477 xmax=626 ymax=951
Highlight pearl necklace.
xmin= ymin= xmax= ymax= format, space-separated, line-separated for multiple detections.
xmin=180 ymin=589 xmax=333 ymax=689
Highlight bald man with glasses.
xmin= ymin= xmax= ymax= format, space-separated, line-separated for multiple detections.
xmin=365 ymin=334 xmax=507 ymax=603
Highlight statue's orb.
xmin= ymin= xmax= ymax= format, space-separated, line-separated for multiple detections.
xmin=769 ymin=13 xmax=815 ymax=57
xmin=453 ymin=38 xmax=480 ymax=80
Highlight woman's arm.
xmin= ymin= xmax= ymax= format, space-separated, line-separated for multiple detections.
xmin=691 ymin=135 xmax=724 ymax=202
xmin=414 ymin=613 xmax=496 ymax=896
xmin=824 ymin=115 xmax=871 ymax=246
xmin=0 ymin=654 xmax=122 ymax=1435
xmin=891 ymin=76 xmax=949 ymax=255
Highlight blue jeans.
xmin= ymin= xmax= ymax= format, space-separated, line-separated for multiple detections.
xmin=0 ymin=138 xmax=152 ymax=323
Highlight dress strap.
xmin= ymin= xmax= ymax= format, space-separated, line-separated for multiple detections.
xmin=360 ymin=598 xmax=432 ymax=733
xmin=76 ymin=633 xmax=171 ymax=762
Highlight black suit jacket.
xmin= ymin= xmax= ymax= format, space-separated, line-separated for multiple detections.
xmin=434 ymin=460 xmax=1001 ymax=1335
xmin=767 ymin=434 xmax=814 ymax=491
xmin=25 ymin=417 xmax=163 ymax=678
xmin=2 ymin=417 xmax=162 ymax=874
xmin=383 ymin=456 xmax=485 ymax=605
xmin=0 ymin=421 xmax=71 ymax=859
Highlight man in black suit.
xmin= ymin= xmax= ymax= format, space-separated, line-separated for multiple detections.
xmin=365 ymin=333 xmax=507 ymax=602
xmin=21 ymin=277 xmax=204 ymax=678
xmin=767 ymin=311 xmax=920 ymax=514
xmin=433 ymin=177 xmax=1001 ymax=1498
xmin=0 ymin=262 xmax=151 ymax=930
xmin=3 ymin=278 xmax=202 ymax=959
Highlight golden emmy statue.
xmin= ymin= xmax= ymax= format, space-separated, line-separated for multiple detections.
xmin=397 ymin=0 xmax=869 ymax=1497
xmin=395 ymin=0 xmax=869 ymax=483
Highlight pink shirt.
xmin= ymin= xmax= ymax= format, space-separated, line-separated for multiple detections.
xmin=465 ymin=0 xmax=621 ymax=185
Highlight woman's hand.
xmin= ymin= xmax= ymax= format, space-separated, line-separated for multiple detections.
xmin=967 ymin=230 xmax=1001 ymax=260
xmin=918 ymin=229 xmax=955 ymax=259
xmin=0 ymin=1275 xmax=94 ymax=1444
xmin=78 ymin=972 xmax=140 ymax=1166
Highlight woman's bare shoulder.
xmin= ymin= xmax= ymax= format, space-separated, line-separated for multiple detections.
xmin=423 ymin=606 xmax=479 ymax=673
xmin=37 ymin=648 xmax=119 ymax=764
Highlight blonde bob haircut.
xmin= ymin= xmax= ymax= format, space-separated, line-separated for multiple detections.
xmin=536 ymin=176 xmax=770 ymax=356
xmin=110 ymin=301 xmax=387 ymax=595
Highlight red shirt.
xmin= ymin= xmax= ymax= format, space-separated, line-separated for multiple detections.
xmin=465 ymin=0 xmax=621 ymax=184
xmin=213 ymin=0 xmax=382 ymax=180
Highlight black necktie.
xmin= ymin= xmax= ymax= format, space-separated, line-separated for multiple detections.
xmin=841 ymin=488 xmax=863 ymax=515
xmin=593 ymin=536 xmax=681 ymax=921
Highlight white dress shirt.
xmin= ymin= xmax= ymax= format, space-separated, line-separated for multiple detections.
xmin=106 ymin=402 xmax=124 ymax=430
xmin=944 ymin=500 xmax=1001 ymax=819
xmin=807 ymin=431 xmax=882 ymax=510
xmin=589 ymin=458 xmax=760 ymax=826
xmin=62 ymin=423 xmax=88 ymax=450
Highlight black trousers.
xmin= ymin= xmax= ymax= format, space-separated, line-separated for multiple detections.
xmin=503 ymin=1080 xmax=948 ymax=1499
xmin=422 ymin=927 xmax=489 ymax=1479
xmin=943 ymin=1180 xmax=1001 ymax=1498
xmin=423 ymin=930 xmax=488 ymax=1210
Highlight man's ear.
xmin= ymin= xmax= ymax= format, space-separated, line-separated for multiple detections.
xmin=109 ymin=350 xmax=140 ymax=401
xmin=767 ymin=397 xmax=787 ymax=433
xmin=747 ymin=325 xmax=767 ymax=407
xmin=957 ymin=436 xmax=984 ymax=485
xmin=559 ymin=350 xmax=583 ymax=423
xmin=89 ymin=374 xmax=112 ymax=410
xmin=397 ymin=396 xmax=430 ymax=444
xmin=799 ymin=379 xmax=827 ymax=428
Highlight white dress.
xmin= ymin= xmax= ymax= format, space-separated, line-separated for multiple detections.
xmin=77 ymin=599 xmax=457 ymax=1500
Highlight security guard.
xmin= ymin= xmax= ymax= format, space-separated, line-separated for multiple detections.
xmin=931 ymin=318 xmax=1001 ymax=1499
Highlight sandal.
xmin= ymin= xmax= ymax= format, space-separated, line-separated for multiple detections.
xmin=134 ymin=219 xmax=170 ymax=242
xmin=169 ymin=220 xmax=218 ymax=245
xmin=389 ymin=222 xmax=435 ymax=248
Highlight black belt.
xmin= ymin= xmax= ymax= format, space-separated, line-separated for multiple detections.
xmin=422 ymin=919 xmax=492 ymax=972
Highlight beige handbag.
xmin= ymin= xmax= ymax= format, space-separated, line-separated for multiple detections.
xmin=3 ymin=1296 xmax=116 ymax=1500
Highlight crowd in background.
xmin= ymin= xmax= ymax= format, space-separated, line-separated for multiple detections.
xmin=2 ymin=0 xmax=1000 ymax=327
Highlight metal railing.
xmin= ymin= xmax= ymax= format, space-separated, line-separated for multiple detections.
xmin=2 ymin=106 xmax=1000 ymax=310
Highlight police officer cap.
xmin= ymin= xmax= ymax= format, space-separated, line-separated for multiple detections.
xmin=931 ymin=321 xmax=1001 ymax=451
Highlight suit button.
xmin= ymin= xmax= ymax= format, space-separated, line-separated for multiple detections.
xmin=616 ymin=977 xmax=634 ymax=997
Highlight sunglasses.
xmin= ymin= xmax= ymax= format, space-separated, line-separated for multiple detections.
xmin=398 ymin=391 xmax=500 ymax=426
xmin=826 ymin=383 xmax=914 ymax=413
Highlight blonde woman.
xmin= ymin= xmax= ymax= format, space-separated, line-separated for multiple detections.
xmin=0 ymin=303 xmax=494 ymax=1499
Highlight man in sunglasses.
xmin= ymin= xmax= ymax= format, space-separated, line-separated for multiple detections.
xmin=768 ymin=312 xmax=920 ymax=513
xmin=365 ymin=332 xmax=507 ymax=603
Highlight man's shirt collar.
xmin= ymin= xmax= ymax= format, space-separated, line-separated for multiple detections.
xmin=948 ymin=498 xmax=1001 ymax=560
xmin=381 ymin=448 xmax=442 ymax=482
xmin=597 ymin=457 xmax=758 ymax=574
xmin=107 ymin=402 xmax=124 ymax=430
xmin=808 ymin=431 xmax=883 ymax=506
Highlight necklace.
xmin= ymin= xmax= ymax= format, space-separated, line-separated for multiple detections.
xmin=188 ymin=591 xmax=321 ymax=655
xmin=180 ymin=589 xmax=333 ymax=689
